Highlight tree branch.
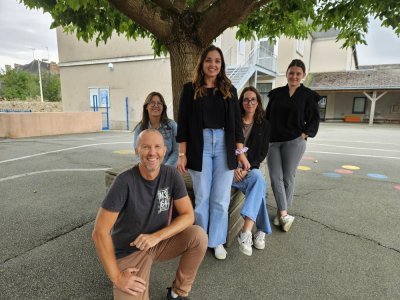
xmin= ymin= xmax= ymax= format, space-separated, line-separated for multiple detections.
xmin=109 ymin=0 xmax=173 ymax=40
xmin=173 ymin=0 xmax=187 ymax=11
xmin=198 ymin=0 xmax=270 ymax=44
xmin=191 ymin=0 xmax=215 ymax=12
xmin=150 ymin=0 xmax=177 ymax=12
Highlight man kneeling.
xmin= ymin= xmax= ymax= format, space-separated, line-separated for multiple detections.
xmin=92 ymin=129 xmax=208 ymax=300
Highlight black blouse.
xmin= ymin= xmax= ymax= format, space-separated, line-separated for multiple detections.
xmin=266 ymin=84 xmax=320 ymax=142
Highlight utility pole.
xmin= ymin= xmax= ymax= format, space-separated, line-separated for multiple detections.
xmin=38 ymin=59 xmax=44 ymax=102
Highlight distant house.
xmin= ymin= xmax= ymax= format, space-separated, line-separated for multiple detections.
xmin=308 ymin=65 xmax=400 ymax=124
xmin=56 ymin=27 xmax=399 ymax=129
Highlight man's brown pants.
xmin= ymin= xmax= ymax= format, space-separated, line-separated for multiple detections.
xmin=114 ymin=225 xmax=208 ymax=300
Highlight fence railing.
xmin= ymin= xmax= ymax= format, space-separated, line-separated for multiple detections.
xmin=228 ymin=44 xmax=277 ymax=86
xmin=0 ymin=109 xmax=32 ymax=113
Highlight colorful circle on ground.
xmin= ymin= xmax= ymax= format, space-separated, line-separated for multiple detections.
xmin=323 ymin=172 xmax=342 ymax=178
xmin=113 ymin=149 xmax=135 ymax=155
xmin=341 ymin=165 xmax=360 ymax=170
xmin=367 ymin=173 xmax=388 ymax=180
xmin=302 ymin=156 xmax=315 ymax=161
xmin=394 ymin=185 xmax=400 ymax=191
xmin=297 ymin=166 xmax=311 ymax=171
xmin=335 ymin=169 xmax=353 ymax=175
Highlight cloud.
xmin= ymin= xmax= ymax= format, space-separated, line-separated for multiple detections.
xmin=0 ymin=0 xmax=58 ymax=69
xmin=356 ymin=18 xmax=400 ymax=65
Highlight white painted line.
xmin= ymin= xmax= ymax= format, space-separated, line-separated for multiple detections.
xmin=306 ymin=151 xmax=400 ymax=160
xmin=0 ymin=135 xmax=130 ymax=143
xmin=0 ymin=142 xmax=131 ymax=164
xmin=309 ymin=143 xmax=400 ymax=153
xmin=312 ymin=139 xmax=400 ymax=146
xmin=0 ymin=168 xmax=110 ymax=183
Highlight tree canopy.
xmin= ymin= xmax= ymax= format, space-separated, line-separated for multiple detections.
xmin=0 ymin=68 xmax=61 ymax=101
xmin=20 ymin=0 xmax=400 ymax=117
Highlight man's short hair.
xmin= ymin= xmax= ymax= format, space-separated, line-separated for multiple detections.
xmin=135 ymin=128 xmax=164 ymax=154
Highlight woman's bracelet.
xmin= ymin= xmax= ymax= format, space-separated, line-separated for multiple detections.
xmin=235 ymin=147 xmax=248 ymax=155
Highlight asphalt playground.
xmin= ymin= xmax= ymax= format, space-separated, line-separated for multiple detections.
xmin=0 ymin=123 xmax=399 ymax=299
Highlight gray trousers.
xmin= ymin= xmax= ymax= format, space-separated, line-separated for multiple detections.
xmin=267 ymin=136 xmax=306 ymax=211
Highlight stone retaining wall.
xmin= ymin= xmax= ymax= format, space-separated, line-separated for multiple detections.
xmin=0 ymin=100 xmax=62 ymax=112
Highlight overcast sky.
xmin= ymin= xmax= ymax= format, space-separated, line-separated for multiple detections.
xmin=0 ymin=0 xmax=399 ymax=70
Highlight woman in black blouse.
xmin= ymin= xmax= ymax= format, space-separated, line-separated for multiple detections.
xmin=176 ymin=45 xmax=250 ymax=260
xmin=266 ymin=59 xmax=320 ymax=232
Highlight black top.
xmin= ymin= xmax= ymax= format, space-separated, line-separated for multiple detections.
xmin=245 ymin=119 xmax=270 ymax=169
xmin=202 ymin=88 xmax=225 ymax=129
xmin=176 ymin=82 xmax=244 ymax=171
xmin=266 ymin=84 xmax=320 ymax=142
xmin=101 ymin=165 xmax=187 ymax=259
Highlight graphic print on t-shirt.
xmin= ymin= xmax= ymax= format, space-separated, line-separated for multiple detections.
xmin=157 ymin=187 xmax=170 ymax=214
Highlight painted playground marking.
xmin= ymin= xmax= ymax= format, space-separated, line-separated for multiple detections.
xmin=0 ymin=142 xmax=131 ymax=164
xmin=297 ymin=166 xmax=311 ymax=171
xmin=113 ymin=149 xmax=135 ymax=155
xmin=305 ymin=151 xmax=400 ymax=160
xmin=335 ymin=169 xmax=354 ymax=175
xmin=310 ymin=143 xmax=400 ymax=154
xmin=341 ymin=165 xmax=360 ymax=170
xmin=367 ymin=173 xmax=388 ymax=180
xmin=301 ymin=156 xmax=316 ymax=161
xmin=323 ymin=172 xmax=342 ymax=178
xmin=0 ymin=168 xmax=109 ymax=183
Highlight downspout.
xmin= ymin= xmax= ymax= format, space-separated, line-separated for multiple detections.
xmin=308 ymin=34 xmax=314 ymax=73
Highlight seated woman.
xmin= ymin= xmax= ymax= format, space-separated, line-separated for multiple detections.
xmin=133 ymin=92 xmax=178 ymax=166
xmin=232 ymin=86 xmax=272 ymax=256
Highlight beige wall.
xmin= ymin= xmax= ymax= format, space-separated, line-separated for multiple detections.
xmin=309 ymin=38 xmax=352 ymax=73
xmin=60 ymin=58 xmax=172 ymax=129
xmin=324 ymin=92 xmax=336 ymax=119
xmin=220 ymin=28 xmax=239 ymax=66
xmin=368 ymin=92 xmax=400 ymax=119
xmin=274 ymin=36 xmax=315 ymax=88
xmin=0 ymin=112 xmax=101 ymax=138
xmin=57 ymin=28 xmax=154 ymax=62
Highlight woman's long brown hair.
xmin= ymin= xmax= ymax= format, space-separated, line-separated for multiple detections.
xmin=238 ymin=86 xmax=265 ymax=124
xmin=135 ymin=92 xmax=169 ymax=132
xmin=192 ymin=45 xmax=233 ymax=100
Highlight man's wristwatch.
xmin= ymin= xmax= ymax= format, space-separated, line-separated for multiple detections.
xmin=179 ymin=152 xmax=186 ymax=157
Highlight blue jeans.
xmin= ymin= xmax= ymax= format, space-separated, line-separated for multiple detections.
xmin=232 ymin=169 xmax=272 ymax=234
xmin=189 ymin=129 xmax=234 ymax=248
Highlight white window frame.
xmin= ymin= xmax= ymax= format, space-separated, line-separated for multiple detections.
xmin=89 ymin=87 xmax=110 ymax=108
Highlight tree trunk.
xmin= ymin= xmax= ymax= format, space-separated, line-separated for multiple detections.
xmin=168 ymin=42 xmax=204 ymax=120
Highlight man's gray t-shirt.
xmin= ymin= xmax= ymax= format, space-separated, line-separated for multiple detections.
xmin=101 ymin=164 xmax=187 ymax=259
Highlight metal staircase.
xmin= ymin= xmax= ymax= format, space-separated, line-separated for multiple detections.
xmin=225 ymin=45 xmax=277 ymax=90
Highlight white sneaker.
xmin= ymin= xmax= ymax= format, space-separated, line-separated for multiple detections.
xmin=280 ymin=215 xmax=295 ymax=232
xmin=272 ymin=216 xmax=280 ymax=226
xmin=237 ymin=231 xmax=253 ymax=256
xmin=253 ymin=230 xmax=265 ymax=250
xmin=214 ymin=244 xmax=227 ymax=260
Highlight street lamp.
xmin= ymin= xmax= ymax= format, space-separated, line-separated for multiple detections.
xmin=37 ymin=58 xmax=48 ymax=102
xmin=30 ymin=47 xmax=48 ymax=102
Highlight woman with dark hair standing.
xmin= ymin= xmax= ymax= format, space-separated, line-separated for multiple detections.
xmin=233 ymin=86 xmax=272 ymax=256
xmin=176 ymin=45 xmax=250 ymax=260
xmin=266 ymin=59 xmax=320 ymax=232
xmin=133 ymin=92 xmax=178 ymax=166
